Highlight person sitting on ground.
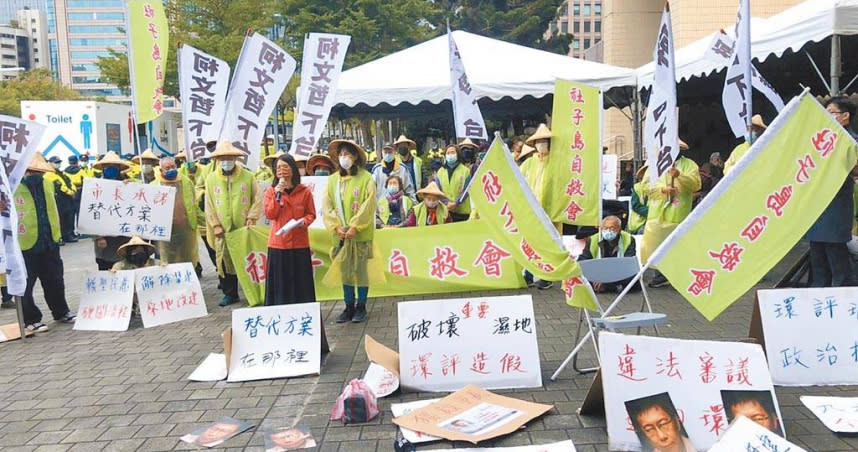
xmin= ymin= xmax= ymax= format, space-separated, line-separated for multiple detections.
xmin=578 ymin=215 xmax=638 ymax=293
xmin=376 ymin=175 xmax=412 ymax=228
xmin=402 ymin=181 xmax=452 ymax=227
xmin=111 ymin=236 xmax=156 ymax=271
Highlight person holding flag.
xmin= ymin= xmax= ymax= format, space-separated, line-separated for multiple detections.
xmin=519 ymin=124 xmax=557 ymax=290
xmin=724 ymin=115 xmax=768 ymax=175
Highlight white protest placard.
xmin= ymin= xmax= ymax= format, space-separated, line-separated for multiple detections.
xmin=188 ymin=353 xmax=228 ymax=382
xmin=77 ymin=178 xmax=176 ymax=241
xmin=800 ymin=396 xmax=858 ymax=433
xmin=391 ymin=398 xmax=442 ymax=444
xmin=301 ymin=175 xmax=327 ymax=229
xmin=135 ymin=262 xmax=208 ymax=328
xmin=425 ymin=441 xmax=576 ymax=452
xmin=599 ymin=332 xmax=783 ymax=451
xmin=178 ymin=44 xmax=230 ymax=161
xmin=397 ymin=295 xmax=541 ymax=392
xmin=708 ymin=416 xmax=806 ymax=452
xmin=228 ymin=303 xmax=322 ymax=382
xmin=363 ymin=362 xmax=399 ymax=398
xmin=601 ymin=153 xmax=618 ymax=200
xmin=757 ymin=287 xmax=858 ymax=386
xmin=74 ymin=270 xmax=135 ymax=331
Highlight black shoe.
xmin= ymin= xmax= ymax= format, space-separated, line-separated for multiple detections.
xmin=351 ymin=305 xmax=367 ymax=323
xmin=536 ymin=280 xmax=554 ymax=290
xmin=66 ymin=237 xmax=78 ymax=243
xmin=336 ymin=305 xmax=355 ymax=323
xmin=525 ymin=280 xmax=536 ymax=288
xmin=58 ymin=240 xmax=65 ymax=246
xmin=648 ymin=273 xmax=670 ymax=288
xmin=0 ymin=299 xmax=15 ymax=309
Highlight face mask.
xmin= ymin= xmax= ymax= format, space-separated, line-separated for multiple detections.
xmin=445 ymin=155 xmax=458 ymax=166
xmin=80 ymin=160 xmax=88 ymax=167
xmin=220 ymin=160 xmax=235 ymax=172
xmin=602 ymin=229 xmax=618 ymax=241
xmin=199 ymin=158 xmax=211 ymax=165
xmin=314 ymin=169 xmax=330 ymax=176
xmin=129 ymin=252 xmax=148 ymax=266
xmin=535 ymin=142 xmax=549 ymax=153
xmin=163 ymin=168 xmax=178 ymax=180
xmin=425 ymin=199 xmax=439 ymax=208
xmin=185 ymin=161 xmax=196 ymax=171
xmin=103 ymin=166 xmax=120 ymax=180
xmin=339 ymin=155 xmax=353 ymax=170
xmin=141 ymin=164 xmax=154 ymax=174
xmin=387 ymin=185 xmax=399 ymax=195
xmin=383 ymin=153 xmax=395 ymax=163
xmin=52 ymin=163 xmax=61 ymax=170
xmin=397 ymin=147 xmax=409 ymax=156
xmin=463 ymin=149 xmax=476 ymax=163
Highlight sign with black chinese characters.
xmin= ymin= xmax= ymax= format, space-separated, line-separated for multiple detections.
xmin=74 ymin=270 xmax=135 ymax=331
xmin=397 ymin=295 xmax=541 ymax=392
xmin=227 ymin=303 xmax=322 ymax=382
xmin=600 ymin=332 xmax=783 ymax=451
xmin=705 ymin=30 xmax=784 ymax=112
xmin=178 ymin=44 xmax=230 ymax=161
xmin=135 ymin=262 xmax=208 ymax=328
xmin=77 ymin=178 xmax=176 ymax=241
xmin=218 ymin=32 xmax=296 ymax=170
xmin=290 ymin=33 xmax=351 ymax=158
xmin=447 ymin=29 xmax=486 ymax=140
xmin=0 ymin=114 xmax=45 ymax=190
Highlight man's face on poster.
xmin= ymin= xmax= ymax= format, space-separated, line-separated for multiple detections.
xmin=198 ymin=422 xmax=240 ymax=445
xmin=270 ymin=428 xmax=308 ymax=448
xmin=637 ymin=405 xmax=682 ymax=452
xmin=730 ymin=400 xmax=776 ymax=432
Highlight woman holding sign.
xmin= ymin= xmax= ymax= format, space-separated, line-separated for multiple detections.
xmin=263 ymin=153 xmax=316 ymax=305
xmin=322 ymin=140 xmax=385 ymax=324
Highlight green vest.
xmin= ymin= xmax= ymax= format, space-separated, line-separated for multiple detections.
xmin=436 ymin=164 xmax=471 ymax=215
xmin=413 ymin=202 xmax=448 ymax=227
xmin=588 ymin=230 xmax=632 ymax=259
xmin=16 ymin=176 xmax=61 ymax=251
xmin=156 ymin=175 xmax=197 ymax=231
xmin=628 ymin=182 xmax=647 ymax=233
xmin=378 ymin=195 xmax=413 ymax=225
xmin=205 ymin=166 xmax=257 ymax=232
xmin=327 ymin=169 xmax=376 ymax=242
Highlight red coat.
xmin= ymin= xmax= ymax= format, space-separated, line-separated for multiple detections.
xmin=264 ymin=184 xmax=316 ymax=250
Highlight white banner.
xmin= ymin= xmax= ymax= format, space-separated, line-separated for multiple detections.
xmin=708 ymin=416 xmax=805 ymax=452
xmin=757 ymin=287 xmax=858 ymax=386
xmin=290 ymin=33 xmax=350 ymax=158
xmin=601 ymin=153 xmax=618 ymax=200
xmin=228 ymin=303 xmax=322 ymax=382
xmin=77 ymin=178 xmax=176 ymax=241
xmin=301 ymin=175 xmax=327 ymax=229
xmin=74 ymin=270 xmax=135 ymax=331
xmin=599 ymin=332 xmax=783 ymax=451
xmin=644 ymin=5 xmax=679 ymax=186
xmin=135 ymin=262 xmax=208 ymax=328
xmin=397 ymin=295 xmax=542 ymax=392
xmin=178 ymin=44 xmax=230 ymax=161
xmin=800 ymin=396 xmax=858 ymax=433
xmin=722 ymin=0 xmax=754 ymax=138
xmin=449 ymin=29 xmax=486 ymax=140
xmin=219 ymin=32 xmax=296 ymax=170
xmin=705 ymin=31 xmax=785 ymax=112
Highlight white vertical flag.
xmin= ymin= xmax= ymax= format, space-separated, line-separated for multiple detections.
xmin=722 ymin=0 xmax=753 ymax=138
xmin=644 ymin=3 xmax=679 ymax=186
xmin=178 ymin=45 xmax=230 ymax=161
xmin=290 ymin=33 xmax=351 ymax=158
xmin=219 ymin=32 xmax=296 ymax=170
xmin=448 ymin=29 xmax=487 ymax=140
xmin=706 ymin=31 xmax=784 ymax=111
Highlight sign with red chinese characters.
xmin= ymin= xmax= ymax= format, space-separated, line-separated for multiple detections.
xmin=135 ymin=262 xmax=208 ymax=328
xmin=397 ymin=295 xmax=541 ymax=392
xmin=600 ymin=332 xmax=782 ymax=451
xmin=77 ymin=178 xmax=176 ymax=241
xmin=74 ymin=270 xmax=135 ymax=332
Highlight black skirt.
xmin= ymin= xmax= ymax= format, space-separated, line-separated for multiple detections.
xmin=264 ymin=247 xmax=317 ymax=305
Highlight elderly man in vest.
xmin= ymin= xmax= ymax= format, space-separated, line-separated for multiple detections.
xmin=11 ymin=154 xmax=76 ymax=332
xmin=204 ymin=142 xmax=262 ymax=306
xmin=155 ymin=156 xmax=199 ymax=269
xmin=578 ymin=215 xmax=638 ymax=293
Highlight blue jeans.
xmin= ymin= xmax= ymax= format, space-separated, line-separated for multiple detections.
xmin=343 ymin=285 xmax=368 ymax=307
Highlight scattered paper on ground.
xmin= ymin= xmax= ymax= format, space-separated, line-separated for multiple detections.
xmin=188 ymin=353 xmax=228 ymax=382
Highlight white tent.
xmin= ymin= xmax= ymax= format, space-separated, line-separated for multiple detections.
xmin=334 ymin=30 xmax=637 ymax=109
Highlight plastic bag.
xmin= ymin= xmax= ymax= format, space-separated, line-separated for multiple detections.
xmin=330 ymin=378 xmax=379 ymax=424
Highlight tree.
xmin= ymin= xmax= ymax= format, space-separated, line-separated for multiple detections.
xmin=0 ymin=69 xmax=81 ymax=116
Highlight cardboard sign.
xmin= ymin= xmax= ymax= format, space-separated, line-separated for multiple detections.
xmin=365 ymin=334 xmax=399 ymax=375
xmin=801 ymin=396 xmax=858 ymax=433
xmin=393 ymin=385 xmax=551 ymax=444
xmin=425 ymin=441 xmax=576 ymax=452
xmin=391 ymin=398 xmax=443 ymax=443
xmin=227 ymin=303 xmax=322 ymax=382
xmin=0 ymin=323 xmax=33 ymax=342
xmin=77 ymin=178 xmax=176 ymax=241
xmin=135 ymin=263 xmax=208 ymax=328
xmin=599 ymin=332 xmax=783 ymax=451
xmin=397 ymin=295 xmax=541 ymax=392
xmin=757 ymin=287 xmax=858 ymax=386
xmin=74 ymin=270 xmax=135 ymax=331
xmin=708 ymin=416 xmax=806 ymax=452
xmin=188 ymin=353 xmax=228 ymax=382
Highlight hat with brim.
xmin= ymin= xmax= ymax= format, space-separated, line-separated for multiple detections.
xmin=328 ymin=139 xmax=367 ymax=167
xmin=131 ymin=149 xmax=160 ymax=165
xmin=92 ymin=151 xmax=130 ymax=170
xmin=751 ymin=114 xmax=768 ymax=130
xmin=517 ymin=143 xmax=536 ymax=161
xmin=27 ymin=153 xmax=55 ymax=173
xmin=525 ymin=123 xmax=552 ymax=146
xmin=635 ymin=164 xmax=649 ymax=180
xmin=175 ymin=150 xmax=187 ymax=161
xmin=417 ymin=181 xmax=445 ymax=198
xmin=117 ymin=236 xmax=155 ymax=259
xmin=679 ymin=139 xmax=689 ymax=151
xmin=263 ymin=151 xmax=284 ymax=167
xmin=210 ymin=141 xmax=246 ymax=159
xmin=458 ymin=138 xmax=478 ymax=150
xmin=393 ymin=135 xmax=417 ymax=148
xmin=307 ymin=154 xmax=336 ymax=173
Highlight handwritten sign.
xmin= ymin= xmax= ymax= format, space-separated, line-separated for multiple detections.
xmin=77 ymin=178 xmax=176 ymax=241
xmin=708 ymin=416 xmax=805 ymax=452
xmin=300 ymin=176 xmax=327 ymax=229
xmin=135 ymin=262 xmax=208 ymax=328
xmin=178 ymin=44 xmax=230 ymax=161
xmin=397 ymin=295 xmax=541 ymax=392
xmin=363 ymin=362 xmax=399 ymax=398
xmin=801 ymin=396 xmax=858 ymax=433
xmin=599 ymin=331 xmax=782 ymax=451
xmin=74 ymin=270 xmax=135 ymax=331
xmin=228 ymin=303 xmax=321 ymax=382
xmin=391 ymin=398 xmax=442 ymax=444
xmin=758 ymin=287 xmax=858 ymax=386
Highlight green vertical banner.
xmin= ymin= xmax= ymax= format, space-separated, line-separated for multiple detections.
xmin=225 ymin=226 xmax=270 ymax=307
xmin=654 ymin=92 xmax=858 ymax=320
xmin=547 ymin=80 xmax=602 ymax=226
xmin=126 ymin=0 xmax=169 ymax=124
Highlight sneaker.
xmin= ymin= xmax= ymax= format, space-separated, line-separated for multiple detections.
xmin=25 ymin=322 xmax=49 ymax=333
xmin=336 ymin=305 xmax=355 ymax=323
xmin=219 ymin=296 xmax=239 ymax=307
xmin=57 ymin=312 xmax=76 ymax=323
xmin=351 ymin=305 xmax=367 ymax=323
xmin=0 ymin=299 xmax=15 ymax=309
xmin=66 ymin=237 xmax=78 ymax=243
xmin=525 ymin=280 xmax=536 ymax=288
xmin=536 ymin=280 xmax=554 ymax=290
xmin=648 ymin=273 xmax=670 ymax=288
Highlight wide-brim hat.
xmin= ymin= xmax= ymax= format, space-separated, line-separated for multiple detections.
xmin=517 ymin=143 xmax=536 ymax=161
xmin=635 ymin=164 xmax=649 ymax=180
xmin=393 ymin=135 xmax=416 ymax=148
xmin=131 ymin=149 xmax=160 ymax=165
xmin=174 ymin=150 xmax=187 ymax=161
xmin=210 ymin=141 xmax=246 ymax=159
xmin=328 ymin=139 xmax=367 ymax=167
xmin=458 ymin=138 xmax=478 ymax=150
xmin=679 ymin=139 xmax=689 ymax=151
xmin=417 ymin=181 xmax=445 ymax=198
xmin=263 ymin=151 xmax=284 ymax=166
xmin=751 ymin=114 xmax=768 ymax=130
xmin=27 ymin=153 xmax=55 ymax=173
xmin=92 ymin=151 xmax=130 ymax=170
xmin=307 ymin=154 xmax=336 ymax=173
xmin=117 ymin=236 xmax=155 ymax=258
xmin=525 ymin=123 xmax=552 ymax=146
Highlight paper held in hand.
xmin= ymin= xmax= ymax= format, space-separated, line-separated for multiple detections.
xmin=276 ymin=218 xmax=304 ymax=236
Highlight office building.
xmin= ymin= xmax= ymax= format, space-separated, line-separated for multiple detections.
xmin=550 ymin=0 xmax=603 ymax=59
xmin=0 ymin=0 xmax=45 ymax=25
xmin=0 ymin=8 xmax=50 ymax=80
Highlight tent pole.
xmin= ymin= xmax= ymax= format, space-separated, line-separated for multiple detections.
xmin=632 ymin=88 xmax=643 ymax=170
xmin=831 ymin=34 xmax=841 ymax=96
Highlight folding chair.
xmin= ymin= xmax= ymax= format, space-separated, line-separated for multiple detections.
xmin=552 ymin=255 xmax=667 ymax=379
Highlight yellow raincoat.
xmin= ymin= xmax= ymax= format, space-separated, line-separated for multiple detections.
xmin=204 ymin=164 xmax=261 ymax=276
xmin=723 ymin=141 xmax=750 ymax=175
xmin=155 ymin=174 xmax=199 ymax=266
xmin=639 ymin=157 xmax=701 ymax=263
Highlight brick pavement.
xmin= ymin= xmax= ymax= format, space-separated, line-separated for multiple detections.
xmin=0 ymin=239 xmax=855 ymax=451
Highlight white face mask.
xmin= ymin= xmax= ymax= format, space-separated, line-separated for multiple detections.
xmin=425 ymin=199 xmax=439 ymax=208
xmin=339 ymin=155 xmax=353 ymax=170
xmin=220 ymin=160 xmax=235 ymax=172
xmin=535 ymin=141 xmax=549 ymax=154
xmin=141 ymin=163 xmax=154 ymax=173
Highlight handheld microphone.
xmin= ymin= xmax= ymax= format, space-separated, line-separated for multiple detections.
xmin=276 ymin=177 xmax=285 ymax=202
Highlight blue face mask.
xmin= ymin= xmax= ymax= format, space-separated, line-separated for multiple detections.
xmin=103 ymin=166 xmax=120 ymax=180
xmin=185 ymin=161 xmax=196 ymax=170
xmin=445 ymin=155 xmax=458 ymax=166
xmin=387 ymin=186 xmax=399 ymax=195
xmin=164 ymin=168 xmax=178 ymax=180
xmin=601 ymin=229 xmax=618 ymax=242
xmin=383 ymin=153 xmax=395 ymax=163
xmin=314 ymin=170 xmax=330 ymax=176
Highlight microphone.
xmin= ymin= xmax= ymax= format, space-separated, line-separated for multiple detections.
xmin=276 ymin=177 xmax=285 ymax=202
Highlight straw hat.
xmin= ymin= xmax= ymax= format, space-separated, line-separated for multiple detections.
xmin=92 ymin=151 xmax=130 ymax=170
xmin=458 ymin=138 xmax=478 ymax=150
xmin=328 ymin=139 xmax=367 ymax=167
xmin=517 ymin=143 xmax=536 ymax=161
xmin=117 ymin=236 xmax=155 ymax=258
xmin=751 ymin=114 xmax=768 ymax=130
xmin=263 ymin=151 xmax=284 ymax=167
xmin=27 ymin=153 xmax=54 ymax=173
xmin=525 ymin=124 xmax=552 ymax=146
xmin=679 ymin=139 xmax=689 ymax=151
xmin=307 ymin=153 xmax=336 ymax=173
xmin=174 ymin=150 xmax=187 ymax=161
xmin=417 ymin=181 xmax=445 ymax=198
xmin=393 ymin=135 xmax=416 ymax=148
xmin=210 ymin=141 xmax=246 ymax=159
xmin=131 ymin=149 xmax=160 ymax=165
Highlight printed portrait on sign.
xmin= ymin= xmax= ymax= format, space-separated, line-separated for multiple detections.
xmin=720 ymin=389 xmax=783 ymax=436
xmin=625 ymin=392 xmax=698 ymax=452
xmin=181 ymin=417 xmax=252 ymax=448
xmin=264 ymin=425 xmax=316 ymax=451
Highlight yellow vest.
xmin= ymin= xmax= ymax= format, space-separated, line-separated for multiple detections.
xmin=15 ymin=176 xmax=61 ymax=250
xmin=155 ymin=175 xmax=198 ymax=231
xmin=588 ymin=230 xmax=632 ymax=259
xmin=412 ymin=202 xmax=448 ymax=227
xmin=436 ymin=164 xmax=471 ymax=215
xmin=377 ymin=195 xmax=413 ymax=225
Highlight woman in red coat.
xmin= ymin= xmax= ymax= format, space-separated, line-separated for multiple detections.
xmin=263 ymin=153 xmax=317 ymax=305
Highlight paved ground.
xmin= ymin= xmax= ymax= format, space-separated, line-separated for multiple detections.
xmin=0 ymin=239 xmax=855 ymax=451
